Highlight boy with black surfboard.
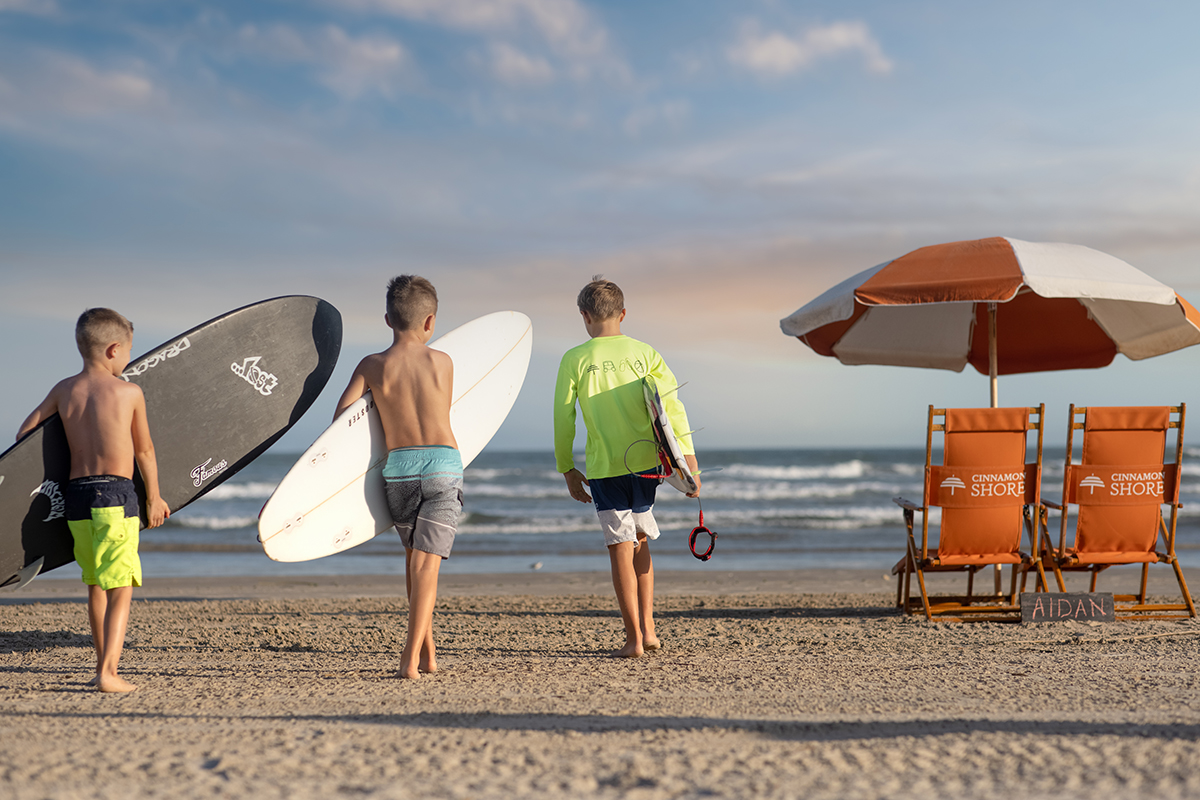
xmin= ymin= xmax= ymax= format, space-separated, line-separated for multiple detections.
xmin=554 ymin=276 xmax=700 ymax=658
xmin=334 ymin=276 xmax=461 ymax=680
xmin=17 ymin=308 xmax=170 ymax=693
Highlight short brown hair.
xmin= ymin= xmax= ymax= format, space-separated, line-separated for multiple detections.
xmin=76 ymin=308 xmax=133 ymax=357
xmin=386 ymin=275 xmax=438 ymax=331
xmin=577 ymin=275 xmax=624 ymax=320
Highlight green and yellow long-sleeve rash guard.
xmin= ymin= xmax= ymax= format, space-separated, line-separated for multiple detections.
xmin=554 ymin=334 xmax=694 ymax=479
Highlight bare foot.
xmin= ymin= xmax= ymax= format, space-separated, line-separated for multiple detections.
xmin=96 ymin=674 xmax=137 ymax=693
xmin=86 ymin=675 xmax=98 ymax=686
xmin=643 ymin=636 xmax=661 ymax=651
xmin=610 ymin=642 xmax=643 ymax=658
xmin=419 ymin=656 xmax=438 ymax=674
xmin=398 ymin=664 xmax=422 ymax=680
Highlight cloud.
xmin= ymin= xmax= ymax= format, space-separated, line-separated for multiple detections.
xmin=325 ymin=0 xmax=627 ymax=83
xmin=623 ymin=99 xmax=690 ymax=136
xmin=236 ymin=23 xmax=411 ymax=99
xmin=0 ymin=0 xmax=57 ymax=15
xmin=0 ymin=50 xmax=156 ymax=120
xmin=329 ymin=0 xmax=607 ymax=57
xmin=729 ymin=20 xmax=893 ymax=78
xmin=489 ymin=42 xmax=555 ymax=85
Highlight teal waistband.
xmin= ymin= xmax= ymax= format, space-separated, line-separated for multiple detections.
xmin=382 ymin=446 xmax=463 ymax=480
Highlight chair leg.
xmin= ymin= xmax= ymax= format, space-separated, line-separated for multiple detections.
xmin=1170 ymin=557 xmax=1197 ymax=618
xmin=1139 ymin=563 xmax=1149 ymax=604
xmin=1051 ymin=561 xmax=1067 ymax=592
xmin=1090 ymin=568 xmax=1098 ymax=592
xmin=915 ymin=565 xmax=932 ymax=621
xmin=966 ymin=568 xmax=975 ymax=604
xmin=1034 ymin=559 xmax=1050 ymax=593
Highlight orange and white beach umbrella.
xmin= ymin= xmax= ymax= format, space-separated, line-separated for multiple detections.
xmin=780 ymin=237 xmax=1200 ymax=406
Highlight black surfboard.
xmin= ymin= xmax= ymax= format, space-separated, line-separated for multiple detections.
xmin=0 ymin=295 xmax=342 ymax=588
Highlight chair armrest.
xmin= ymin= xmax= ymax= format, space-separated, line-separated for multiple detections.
xmin=1041 ymin=499 xmax=1063 ymax=510
xmin=892 ymin=496 xmax=922 ymax=511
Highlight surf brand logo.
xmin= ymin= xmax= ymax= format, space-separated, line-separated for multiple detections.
xmin=1109 ymin=471 xmax=1164 ymax=498
xmin=939 ymin=476 xmax=967 ymax=495
xmin=970 ymin=471 xmax=1026 ymax=498
xmin=1080 ymin=475 xmax=1106 ymax=494
xmin=231 ymin=356 xmax=279 ymax=396
xmin=30 ymin=480 xmax=64 ymax=522
xmin=587 ymin=359 xmax=646 ymax=377
xmin=122 ymin=337 xmax=190 ymax=381
xmin=191 ymin=458 xmax=229 ymax=488
xmin=345 ymin=397 xmax=375 ymax=429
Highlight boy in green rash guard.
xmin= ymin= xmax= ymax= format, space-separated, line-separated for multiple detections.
xmin=554 ymin=276 xmax=700 ymax=658
xmin=17 ymin=308 xmax=170 ymax=693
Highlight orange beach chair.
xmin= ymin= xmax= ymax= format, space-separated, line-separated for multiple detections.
xmin=1040 ymin=405 xmax=1195 ymax=619
xmin=892 ymin=405 xmax=1048 ymax=621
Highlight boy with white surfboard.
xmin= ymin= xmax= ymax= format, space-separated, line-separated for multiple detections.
xmin=554 ymin=277 xmax=700 ymax=658
xmin=334 ymin=276 xmax=462 ymax=680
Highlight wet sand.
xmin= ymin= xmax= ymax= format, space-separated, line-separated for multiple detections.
xmin=4 ymin=567 xmax=1200 ymax=799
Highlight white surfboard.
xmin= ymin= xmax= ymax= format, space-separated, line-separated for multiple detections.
xmin=643 ymin=376 xmax=697 ymax=495
xmin=257 ymin=311 xmax=532 ymax=562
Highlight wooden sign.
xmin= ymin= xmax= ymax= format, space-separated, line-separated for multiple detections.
xmin=1020 ymin=592 xmax=1115 ymax=623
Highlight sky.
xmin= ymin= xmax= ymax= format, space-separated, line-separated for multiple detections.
xmin=3 ymin=0 xmax=1200 ymax=455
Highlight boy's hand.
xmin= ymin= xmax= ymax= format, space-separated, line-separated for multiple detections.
xmin=563 ymin=469 xmax=592 ymax=503
xmin=146 ymin=497 xmax=170 ymax=529
xmin=685 ymin=454 xmax=701 ymax=498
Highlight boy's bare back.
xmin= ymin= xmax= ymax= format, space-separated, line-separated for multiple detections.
xmin=347 ymin=340 xmax=457 ymax=451
xmin=52 ymin=370 xmax=147 ymax=480
xmin=18 ymin=310 xmax=169 ymax=528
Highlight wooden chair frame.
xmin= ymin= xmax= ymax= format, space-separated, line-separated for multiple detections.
xmin=1040 ymin=404 xmax=1196 ymax=619
xmin=892 ymin=404 xmax=1049 ymax=622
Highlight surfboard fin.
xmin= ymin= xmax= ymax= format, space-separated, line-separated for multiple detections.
xmin=693 ymin=467 xmax=724 ymax=476
xmin=661 ymin=381 xmax=689 ymax=398
xmin=1 ymin=557 xmax=44 ymax=592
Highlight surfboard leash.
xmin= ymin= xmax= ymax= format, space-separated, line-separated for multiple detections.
xmin=690 ymin=500 xmax=717 ymax=562
xmin=624 ymin=439 xmax=670 ymax=484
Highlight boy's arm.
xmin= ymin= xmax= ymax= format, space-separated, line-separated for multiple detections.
xmin=552 ymin=356 xmax=579 ymax=473
xmin=333 ymin=362 xmax=369 ymax=421
xmin=553 ymin=356 xmax=591 ymax=503
xmin=130 ymin=386 xmax=170 ymax=528
xmin=16 ymin=385 xmax=61 ymax=442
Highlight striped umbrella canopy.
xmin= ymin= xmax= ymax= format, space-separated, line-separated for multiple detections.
xmin=780 ymin=237 xmax=1200 ymax=406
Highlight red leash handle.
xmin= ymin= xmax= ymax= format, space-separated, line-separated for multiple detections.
xmin=689 ymin=507 xmax=717 ymax=561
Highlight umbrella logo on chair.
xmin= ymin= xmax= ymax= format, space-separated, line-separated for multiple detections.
xmin=1081 ymin=475 xmax=1106 ymax=494
xmin=940 ymin=476 xmax=967 ymax=495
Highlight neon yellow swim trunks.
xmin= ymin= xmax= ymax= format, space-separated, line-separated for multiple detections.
xmin=65 ymin=475 xmax=142 ymax=590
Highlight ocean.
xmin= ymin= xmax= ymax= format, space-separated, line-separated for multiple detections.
xmin=48 ymin=447 xmax=1200 ymax=580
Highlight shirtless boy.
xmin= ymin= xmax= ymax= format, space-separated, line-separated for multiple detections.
xmin=17 ymin=308 xmax=170 ymax=693
xmin=334 ymin=276 xmax=460 ymax=680
xmin=554 ymin=277 xmax=700 ymax=658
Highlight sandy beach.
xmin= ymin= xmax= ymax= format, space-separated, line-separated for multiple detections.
xmin=4 ymin=567 xmax=1200 ymax=799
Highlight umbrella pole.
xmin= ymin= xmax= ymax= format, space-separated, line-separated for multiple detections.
xmin=988 ymin=302 xmax=998 ymax=409
xmin=988 ymin=301 xmax=1003 ymax=594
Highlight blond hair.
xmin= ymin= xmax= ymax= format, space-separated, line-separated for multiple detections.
xmin=75 ymin=308 xmax=133 ymax=357
xmin=577 ymin=275 xmax=624 ymax=320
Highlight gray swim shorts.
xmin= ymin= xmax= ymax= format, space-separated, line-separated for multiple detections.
xmin=382 ymin=446 xmax=464 ymax=559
